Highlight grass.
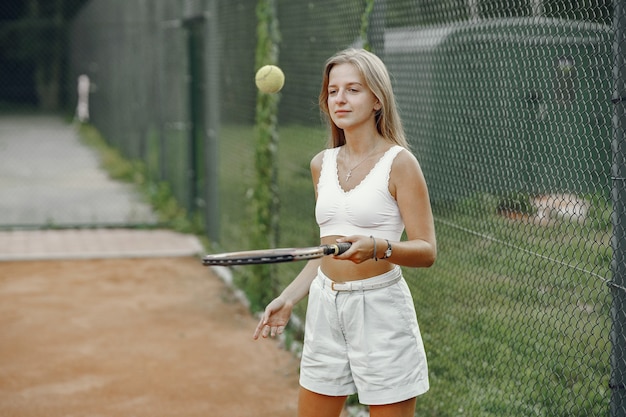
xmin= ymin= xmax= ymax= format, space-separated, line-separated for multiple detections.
xmin=217 ymin=124 xmax=612 ymax=416
xmin=407 ymin=195 xmax=611 ymax=416
xmin=83 ymin=120 xmax=613 ymax=416
xmin=217 ymin=123 xmax=323 ymax=315
xmin=77 ymin=123 xmax=206 ymax=238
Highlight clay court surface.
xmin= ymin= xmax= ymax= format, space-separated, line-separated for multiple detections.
xmin=0 ymin=116 xmax=299 ymax=416
xmin=0 ymin=254 xmax=300 ymax=416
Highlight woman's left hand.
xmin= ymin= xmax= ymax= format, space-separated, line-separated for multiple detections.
xmin=335 ymin=235 xmax=378 ymax=263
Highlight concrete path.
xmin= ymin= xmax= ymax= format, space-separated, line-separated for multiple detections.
xmin=0 ymin=114 xmax=204 ymax=262
xmin=0 ymin=114 xmax=156 ymax=228
xmin=0 ymin=228 xmax=204 ymax=261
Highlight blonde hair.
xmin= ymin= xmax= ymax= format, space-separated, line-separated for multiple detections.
xmin=319 ymin=48 xmax=408 ymax=149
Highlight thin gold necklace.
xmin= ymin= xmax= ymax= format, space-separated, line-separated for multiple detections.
xmin=343 ymin=144 xmax=380 ymax=181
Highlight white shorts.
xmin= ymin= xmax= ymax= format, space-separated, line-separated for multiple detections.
xmin=299 ymin=266 xmax=429 ymax=405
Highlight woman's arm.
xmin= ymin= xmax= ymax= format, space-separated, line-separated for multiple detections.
xmin=252 ymin=248 xmax=322 ymax=340
xmin=253 ymin=151 xmax=325 ymax=340
xmin=386 ymin=149 xmax=437 ymax=267
xmin=335 ymin=149 xmax=436 ymax=268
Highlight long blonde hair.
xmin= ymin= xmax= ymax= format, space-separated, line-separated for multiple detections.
xmin=319 ymin=48 xmax=408 ymax=149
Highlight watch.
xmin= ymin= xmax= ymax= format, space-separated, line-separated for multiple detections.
xmin=382 ymin=239 xmax=392 ymax=259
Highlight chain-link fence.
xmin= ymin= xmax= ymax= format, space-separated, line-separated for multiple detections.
xmin=2 ymin=0 xmax=625 ymax=415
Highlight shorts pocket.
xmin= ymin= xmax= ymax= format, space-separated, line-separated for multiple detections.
xmin=383 ymin=280 xmax=420 ymax=339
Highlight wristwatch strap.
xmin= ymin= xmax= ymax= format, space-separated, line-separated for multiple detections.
xmin=382 ymin=239 xmax=392 ymax=259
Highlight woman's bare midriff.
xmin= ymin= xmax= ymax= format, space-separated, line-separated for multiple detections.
xmin=320 ymin=235 xmax=395 ymax=281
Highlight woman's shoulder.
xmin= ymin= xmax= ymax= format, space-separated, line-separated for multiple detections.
xmin=389 ymin=146 xmax=424 ymax=178
xmin=387 ymin=147 xmax=429 ymax=198
xmin=310 ymin=146 xmax=340 ymax=169
xmin=310 ymin=149 xmax=325 ymax=169
xmin=391 ymin=145 xmax=418 ymax=164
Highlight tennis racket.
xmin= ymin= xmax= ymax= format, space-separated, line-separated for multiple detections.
xmin=202 ymin=242 xmax=351 ymax=266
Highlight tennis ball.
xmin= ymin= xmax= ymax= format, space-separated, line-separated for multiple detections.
xmin=255 ymin=65 xmax=285 ymax=94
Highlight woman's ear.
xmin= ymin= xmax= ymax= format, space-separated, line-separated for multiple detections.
xmin=374 ymin=101 xmax=382 ymax=111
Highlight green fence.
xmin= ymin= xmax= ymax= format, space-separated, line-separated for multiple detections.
xmin=66 ymin=0 xmax=624 ymax=415
xmin=385 ymin=18 xmax=613 ymax=200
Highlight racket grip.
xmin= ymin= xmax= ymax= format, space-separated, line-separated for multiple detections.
xmin=324 ymin=242 xmax=352 ymax=255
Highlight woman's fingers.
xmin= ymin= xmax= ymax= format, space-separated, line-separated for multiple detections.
xmin=270 ymin=325 xmax=285 ymax=337
xmin=252 ymin=298 xmax=289 ymax=340
xmin=252 ymin=320 xmax=265 ymax=339
xmin=255 ymin=322 xmax=286 ymax=339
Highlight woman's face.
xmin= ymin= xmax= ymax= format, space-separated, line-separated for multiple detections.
xmin=327 ymin=63 xmax=381 ymax=133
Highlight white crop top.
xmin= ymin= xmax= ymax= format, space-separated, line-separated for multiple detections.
xmin=315 ymin=145 xmax=405 ymax=241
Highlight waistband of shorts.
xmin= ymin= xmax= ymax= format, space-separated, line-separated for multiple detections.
xmin=317 ymin=266 xmax=402 ymax=292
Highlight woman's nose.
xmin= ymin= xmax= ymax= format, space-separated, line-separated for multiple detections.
xmin=334 ymin=89 xmax=346 ymax=103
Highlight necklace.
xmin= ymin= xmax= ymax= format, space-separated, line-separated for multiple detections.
xmin=343 ymin=144 xmax=380 ymax=181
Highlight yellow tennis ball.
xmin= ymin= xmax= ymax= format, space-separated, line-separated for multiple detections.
xmin=255 ymin=65 xmax=285 ymax=94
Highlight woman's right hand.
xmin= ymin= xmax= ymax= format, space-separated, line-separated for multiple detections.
xmin=252 ymin=296 xmax=294 ymax=340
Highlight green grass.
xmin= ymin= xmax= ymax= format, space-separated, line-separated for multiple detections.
xmin=84 ymin=120 xmax=613 ymax=416
xmin=217 ymin=124 xmax=612 ymax=416
xmin=217 ymin=123 xmax=323 ymax=315
xmin=77 ymin=123 xmax=206 ymax=237
xmin=217 ymin=124 xmax=322 ymax=250
xmin=407 ymin=195 xmax=611 ymax=416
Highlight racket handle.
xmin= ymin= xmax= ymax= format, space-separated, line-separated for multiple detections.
xmin=323 ymin=242 xmax=352 ymax=256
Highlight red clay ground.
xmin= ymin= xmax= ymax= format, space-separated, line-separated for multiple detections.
xmin=0 ymin=257 xmax=300 ymax=416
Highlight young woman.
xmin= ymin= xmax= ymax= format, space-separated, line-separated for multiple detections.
xmin=253 ymin=48 xmax=437 ymax=417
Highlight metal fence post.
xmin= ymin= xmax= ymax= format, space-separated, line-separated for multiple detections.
xmin=204 ymin=0 xmax=220 ymax=243
xmin=183 ymin=15 xmax=203 ymax=216
xmin=611 ymin=1 xmax=626 ymax=415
